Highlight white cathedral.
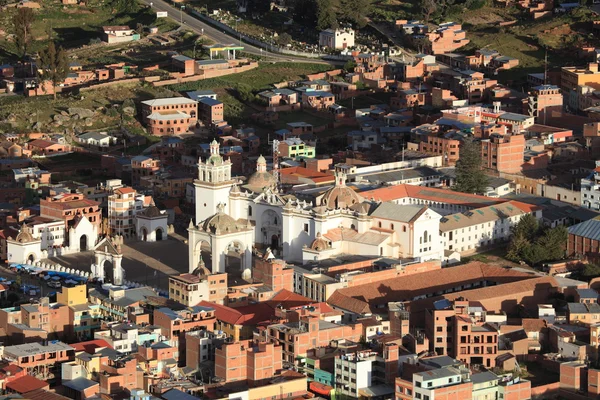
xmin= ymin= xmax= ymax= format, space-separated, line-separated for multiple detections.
xmin=188 ymin=140 xmax=445 ymax=279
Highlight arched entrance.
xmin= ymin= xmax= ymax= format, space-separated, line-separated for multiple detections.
xmin=80 ymin=234 xmax=88 ymax=251
xmin=271 ymin=234 xmax=279 ymax=250
xmin=225 ymin=241 xmax=243 ymax=276
xmin=103 ymin=259 xmax=114 ymax=284
xmin=142 ymin=228 xmax=148 ymax=242
xmin=92 ymin=237 xmax=124 ymax=285
xmin=193 ymin=240 xmax=212 ymax=273
xmin=156 ymin=228 xmax=163 ymax=241
xmin=27 ymin=254 xmax=35 ymax=263
xmin=261 ymin=209 xmax=281 ymax=250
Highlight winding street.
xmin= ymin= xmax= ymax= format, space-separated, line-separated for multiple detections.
xmin=139 ymin=0 xmax=338 ymax=64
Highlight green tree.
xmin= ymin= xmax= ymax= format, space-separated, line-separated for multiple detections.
xmin=37 ymin=42 xmax=70 ymax=100
xmin=452 ymin=136 xmax=488 ymax=194
xmin=536 ymin=225 xmax=568 ymax=261
xmin=511 ymin=213 xmax=539 ymax=242
xmin=276 ymin=32 xmax=293 ymax=46
xmin=13 ymin=8 xmax=35 ymax=59
xmin=521 ymin=243 xmax=546 ymax=266
xmin=582 ymin=263 xmax=600 ymax=280
xmin=343 ymin=59 xmax=356 ymax=72
xmin=506 ymin=220 xmax=567 ymax=266
xmin=506 ymin=233 xmax=530 ymax=262
xmin=316 ymin=0 xmax=338 ymax=30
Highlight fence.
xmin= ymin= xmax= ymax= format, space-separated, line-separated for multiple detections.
xmin=152 ymin=62 xmax=259 ymax=86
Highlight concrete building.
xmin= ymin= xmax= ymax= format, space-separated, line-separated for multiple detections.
xmin=480 ymin=132 xmax=526 ymax=173
xmin=215 ymin=340 xmax=283 ymax=384
xmin=440 ymin=200 xmax=540 ymax=254
xmin=101 ymin=26 xmax=139 ymax=44
xmin=198 ymin=98 xmax=224 ymax=128
xmin=425 ymin=299 xmax=498 ymax=367
xmin=141 ymin=98 xmax=198 ymax=136
xmin=318 ymin=28 xmax=355 ymax=50
xmin=561 ymin=62 xmax=600 ymax=92
xmin=426 ymin=22 xmax=469 ymax=55
xmin=94 ymin=323 xmax=161 ymax=353
xmin=131 ymin=155 xmax=160 ymax=186
xmin=277 ymin=138 xmax=315 ymax=159
xmin=77 ymin=132 xmax=116 ymax=148
xmin=153 ymin=306 xmax=216 ymax=347
xmin=264 ymin=315 xmax=363 ymax=365
xmin=168 ymin=268 xmax=228 ymax=306
xmin=108 ymin=186 xmax=143 ymax=237
xmin=3 ymin=341 xmax=74 ymax=377
xmin=525 ymin=85 xmax=563 ymax=123
xmin=581 ymin=162 xmax=600 ymax=211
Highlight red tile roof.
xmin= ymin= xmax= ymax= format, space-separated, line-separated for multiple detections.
xmin=71 ymin=339 xmax=112 ymax=354
xmin=266 ymin=289 xmax=313 ymax=309
xmin=280 ymin=167 xmax=334 ymax=184
xmin=521 ymin=318 xmax=547 ymax=332
xmin=6 ymin=375 xmax=48 ymax=393
xmin=28 ymin=139 xmax=59 ymax=149
xmin=198 ymin=301 xmax=275 ymax=326
xmin=115 ymin=187 xmax=135 ymax=194
xmin=327 ymin=262 xmax=538 ymax=314
xmin=409 ymin=276 xmax=558 ymax=315
xmin=1 ymin=364 xmax=23 ymax=376
xmin=359 ymin=184 xmax=506 ymax=208
xmin=21 ymin=389 xmax=70 ymax=400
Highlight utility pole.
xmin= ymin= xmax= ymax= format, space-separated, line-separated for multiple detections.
xmin=544 ymin=49 xmax=548 ymax=85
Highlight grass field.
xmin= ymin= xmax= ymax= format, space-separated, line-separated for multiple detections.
xmin=169 ymin=62 xmax=333 ymax=124
xmin=0 ymin=0 xmax=178 ymax=63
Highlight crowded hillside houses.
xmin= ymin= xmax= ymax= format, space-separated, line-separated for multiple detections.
xmin=7 ymin=4 xmax=600 ymax=400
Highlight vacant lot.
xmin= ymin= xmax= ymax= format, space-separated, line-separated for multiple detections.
xmin=275 ymin=111 xmax=331 ymax=129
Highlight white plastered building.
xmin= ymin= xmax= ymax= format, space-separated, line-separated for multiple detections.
xmin=188 ymin=142 xmax=445 ymax=277
xmin=136 ymin=206 xmax=168 ymax=242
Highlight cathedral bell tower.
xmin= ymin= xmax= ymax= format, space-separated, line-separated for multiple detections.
xmin=194 ymin=139 xmax=235 ymax=224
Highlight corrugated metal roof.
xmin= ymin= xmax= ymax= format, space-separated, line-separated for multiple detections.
xmin=371 ymin=202 xmax=427 ymax=223
xmin=568 ymin=218 xmax=600 ymax=241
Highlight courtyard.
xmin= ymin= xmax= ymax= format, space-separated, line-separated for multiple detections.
xmin=48 ymin=236 xmax=190 ymax=291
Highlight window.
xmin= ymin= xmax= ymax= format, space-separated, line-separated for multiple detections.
xmin=304 ymin=223 xmax=309 ymax=233
xmin=248 ymin=206 xmax=252 ymax=217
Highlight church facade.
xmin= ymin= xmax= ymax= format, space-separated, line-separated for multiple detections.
xmin=188 ymin=141 xmax=444 ymax=277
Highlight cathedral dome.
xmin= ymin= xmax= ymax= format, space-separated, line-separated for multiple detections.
xmin=193 ymin=258 xmax=211 ymax=278
xmin=142 ymin=206 xmax=162 ymax=218
xmin=202 ymin=206 xmax=242 ymax=234
xmin=14 ymin=224 xmax=35 ymax=243
xmin=310 ymin=233 xmax=329 ymax=251
xmin=321 ymin=186 xmax=362 ymax=210
xmin=247 ymin=171 xmax=276 ymax=190
xmin=247 ymin=154 xmax=275 ymax=191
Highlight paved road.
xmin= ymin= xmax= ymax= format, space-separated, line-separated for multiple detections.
xmin=140 ymin=0 xmax=335 ymax=64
